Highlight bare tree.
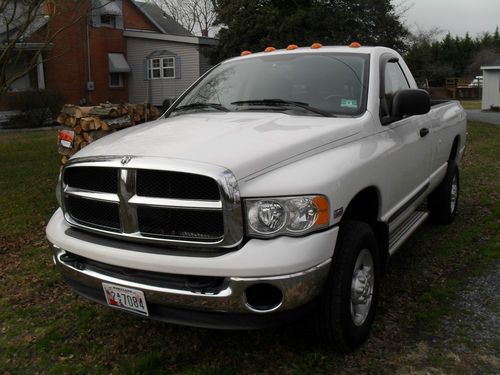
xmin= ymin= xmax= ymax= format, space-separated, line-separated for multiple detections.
xmin=467 ymin=47 xmax=500 ymax=77
xmin=151 ymin=0 xmax=215 ymax=36
xmin=408 ymin=26 xmax=444 ymax=45
xmin=0 ymin=0 xmax=94 ymax=96
xmin=193 ymin=0 xmax=216 ymax=37
xmin=159 ymin=0 xmax=197 ymax=33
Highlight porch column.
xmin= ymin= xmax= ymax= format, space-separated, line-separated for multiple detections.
xmin=36 ymin=53 xmax=45 ymax=90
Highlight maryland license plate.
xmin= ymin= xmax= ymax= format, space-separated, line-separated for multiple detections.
xmin=102 ymin=282 xmax=149 ymax=316
xmin=59 ymin=129 xmax=75 ymax=149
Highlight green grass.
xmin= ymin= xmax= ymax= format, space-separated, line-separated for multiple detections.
xmin=0 ymin=123 xmax=498 ymax=374
xmin=460 ymin=100 xmax=481 ymax=110
xmin=0 ymin=130 xmax=60 ymax=237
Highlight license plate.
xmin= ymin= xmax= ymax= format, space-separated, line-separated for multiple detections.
xmin=59 ymin=129 xmax=75 ymax=149
xmin=102 ymin=282 xmax=149 ymax=316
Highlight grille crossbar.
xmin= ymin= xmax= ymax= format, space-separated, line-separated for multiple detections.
xmin=61 ymin=158 xmax=242 ymax=248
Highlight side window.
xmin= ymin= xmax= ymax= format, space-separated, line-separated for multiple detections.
xmin=148 ymin=56 xmax=175 ymax=79
xmin=109 ymin=72 xmax=123 ymax=88
xmin=380 ymin=60 xmax=410 ymax=120
xmin=100 ymin=15 xmax=116 ymax=28
xmin=384 ymin=62 xmax=409 ymax=95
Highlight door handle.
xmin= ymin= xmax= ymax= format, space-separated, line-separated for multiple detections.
xmin=419 ymin=128 xmax=429 ymax=137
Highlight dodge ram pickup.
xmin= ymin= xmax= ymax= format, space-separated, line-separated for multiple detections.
xmin=46 ymin=44 xmax=467 ymax=351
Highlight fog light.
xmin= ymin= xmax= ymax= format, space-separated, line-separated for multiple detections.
xmin=245 ymin=283 xmax=283 ymax=312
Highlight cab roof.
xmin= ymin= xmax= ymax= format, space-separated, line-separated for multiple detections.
xmin=223 ymin=45 xmax=395 ymax=64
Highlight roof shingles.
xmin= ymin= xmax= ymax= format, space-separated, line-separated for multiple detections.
xmin=133 ymin=1 xmax=193 ymax=37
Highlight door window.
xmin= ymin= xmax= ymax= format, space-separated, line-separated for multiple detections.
xmin=381 ymin=60 xmax=410 ymax=120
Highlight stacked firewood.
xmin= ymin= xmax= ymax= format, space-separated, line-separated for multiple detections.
xmin=57 ymin=103 xmax=161 ymax=164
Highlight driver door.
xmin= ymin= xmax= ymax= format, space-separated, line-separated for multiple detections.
xmin=379 ymin=55 xmax=433 ymax=230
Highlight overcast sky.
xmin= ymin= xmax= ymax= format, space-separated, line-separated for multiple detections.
xmin=394 ymin=0 xmax=500 ymax=38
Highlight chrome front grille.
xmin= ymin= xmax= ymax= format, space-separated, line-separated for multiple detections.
xmin=61 ymin=156 xmax=243 ymax=249
xmin=64 ymin=167 xmax=118 ymax=193
xmin=136 ymin=169 xmax=221 ymax=200
xmin=137 ymin=206 xmax=224 ymax=240
xmin=66 ymin=195 xmax=121 ymax=232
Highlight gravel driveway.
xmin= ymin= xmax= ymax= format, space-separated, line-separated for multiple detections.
xmin=466 ymin=110 xmax=500 ymax=125
xmin=396 ymin=261 xmax=500 ymax=374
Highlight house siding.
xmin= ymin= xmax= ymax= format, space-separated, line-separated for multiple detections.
xmin=127 ymin=37 xmax=201 ymax=106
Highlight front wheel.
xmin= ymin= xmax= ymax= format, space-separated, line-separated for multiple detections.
xmin=314 ymin=221 xmax=380 ymax=352
xmin=428 ymin=160 xmax=459 ymax=224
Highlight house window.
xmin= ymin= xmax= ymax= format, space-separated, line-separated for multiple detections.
xmin=149 ymin=56 xmax=175 ymax=79
xmin=100 ymin=14 xmax=116 ymax=28
xmin=109 ymin=72 xmax=123 ymax=88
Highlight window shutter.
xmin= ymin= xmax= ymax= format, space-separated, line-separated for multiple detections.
xmin=175 ymin=56 xmax=181 ymax=79
xmin=144 ymin=59 xmax=150 ymax=81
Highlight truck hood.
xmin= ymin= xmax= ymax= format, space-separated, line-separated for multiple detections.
xmin=74 ymin=112 xmax=365 ymax=179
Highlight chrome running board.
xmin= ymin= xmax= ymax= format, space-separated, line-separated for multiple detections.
xmin=388 ymin=210 xmax=428 ymax=255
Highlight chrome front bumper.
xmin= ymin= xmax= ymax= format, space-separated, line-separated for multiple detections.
xmin=51 ymin=243 xmax=331 ymax=319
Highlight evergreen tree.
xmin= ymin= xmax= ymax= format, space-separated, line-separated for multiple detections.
xmin=210 ymin=0 xmax=408 ymax=62
xmin=493 ymin=26 xmax=500 ymax=48
xmin=404 ymin=27 xmax=500 ymax=85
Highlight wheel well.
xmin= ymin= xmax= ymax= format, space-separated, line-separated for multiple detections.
xmin=449 ymin=135 xmax=460 ymax=161
xmin=342 ymin=187 xmax=389 ymax=272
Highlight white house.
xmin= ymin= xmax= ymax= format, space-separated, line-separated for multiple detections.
xmin=126 ymin=1 xmax=217 ymax=110
xmin=481 ymin=58 xmax=500 ymax=110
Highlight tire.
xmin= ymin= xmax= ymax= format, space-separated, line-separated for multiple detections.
xmin=314 ymin=220 xmax=380 ymax=352
xmin=428 ymin=160 xmax=459 ymax=225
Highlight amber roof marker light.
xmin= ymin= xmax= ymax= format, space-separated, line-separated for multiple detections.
xmin=349 ymin=42 xmax=361 ymax=48
xmin=264 ymin=46 xmax=277 ymax=52
xmin=311 ymin=42 xmax=323 ymax=49
xmin=240 ymin=50 xmax=252 ymax=56
xmin=286 ymin=44 xmax=299 ymax=50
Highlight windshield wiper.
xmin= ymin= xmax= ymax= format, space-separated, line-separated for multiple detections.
xmin=231 ymin=99 xmax=332 ymax=117
xmin=174 ymin=102 xmax=229 ymax=113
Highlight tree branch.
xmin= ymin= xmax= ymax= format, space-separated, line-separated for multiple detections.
xmin=1 ymin=0 xmax=94 ymax=96
xmin=150 ymin=0 xmax=215 ymax=36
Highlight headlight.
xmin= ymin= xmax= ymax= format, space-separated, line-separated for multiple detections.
xmin=245 ymin=195 xmax=329 ymax=238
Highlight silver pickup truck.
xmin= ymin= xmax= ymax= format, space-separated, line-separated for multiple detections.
xmin=46 ymin=44 xmax=467 ymax=351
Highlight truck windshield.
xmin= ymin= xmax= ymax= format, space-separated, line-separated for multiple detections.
xmin=171 ymin=53 xmax=369 ymax=117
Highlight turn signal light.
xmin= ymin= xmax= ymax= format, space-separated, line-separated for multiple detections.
xmin=264 ymin=46 xmax=276 ymax=52
xmin=349 ymin=42 xmax=361 ymax=48
xmin=311 ymin=42 xmax=322 ymax=49
xmin=240 ymin=50 xmax=252 ymax=56
xmin=313 ymin=196 xmax=330 ymax=225
xmin=286 ymin=44 xmax=299 ymax=50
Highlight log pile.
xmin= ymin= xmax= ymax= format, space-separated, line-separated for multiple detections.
xmin=57 ymin=103 xmax=161 ymax=164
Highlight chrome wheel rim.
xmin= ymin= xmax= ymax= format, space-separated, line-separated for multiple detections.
xmin=350 ymin=249 xmax=374 ymax=326
xmin=450 ymin=174 xmax=458 ymax=213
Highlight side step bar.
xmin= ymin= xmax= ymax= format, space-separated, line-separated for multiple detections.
xmin=388 ymin=210 xmax=429 ymax=255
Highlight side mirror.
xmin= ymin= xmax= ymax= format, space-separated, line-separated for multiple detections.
xmin=391 ymin=89 xmax=430 ymax=118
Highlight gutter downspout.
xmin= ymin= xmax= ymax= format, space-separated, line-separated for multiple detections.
xmin=145 ymin=76 xmax=150 ymax=122
xmin=86 ymin=16 xmax=92 ymax=104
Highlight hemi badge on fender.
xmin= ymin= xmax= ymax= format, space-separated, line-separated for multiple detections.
xmin=334 ymin=207 xmax=344 ymax=219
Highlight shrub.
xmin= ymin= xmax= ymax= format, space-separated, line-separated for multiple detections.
xmin=6 ymin=89 xmax=65 ymax=128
